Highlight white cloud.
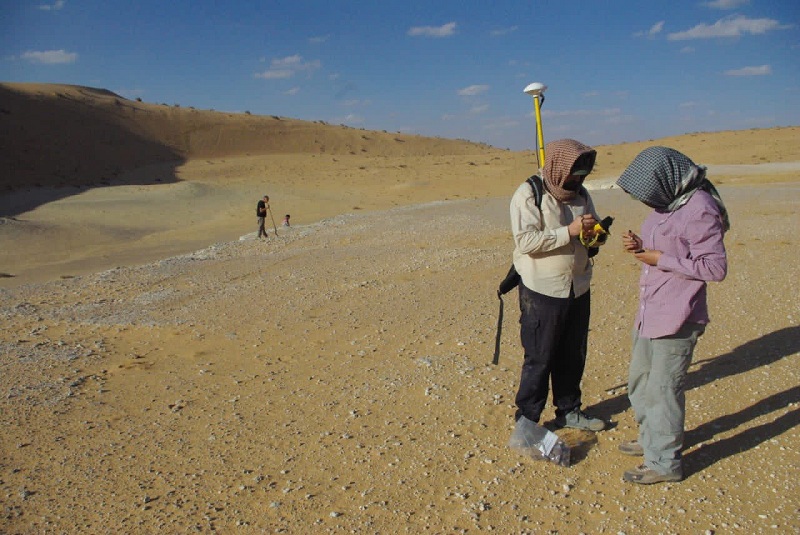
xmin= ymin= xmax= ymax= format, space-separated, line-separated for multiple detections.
xmin=339 ymin=114 xmax=364 ymax=125
xmin=271 ymin=55 xmax=301 ymax=68
xmin=255 ymin=69 xmax=293 ymax=80
xmin=407 ymin=22 xmax=457 ymax=37
xmin=22 ymin=49 xmax=77 ymax=64
xmin=284 ymin=87 xmax=300 ymax=95
xmin=724 ymin=64 xmax=771 ymax=76
xmin=648 ymin=21 xmax=665 ymax=37
xmin=490 ymin=26 xmax=518 ymax=37
xmin=470 ymin=104 xmax=489 ymax=114
xmin=484 ymin=119 xmax=519 ymax=130
xmin=668 ymin=15 xmax=785 ymax=40
xmin=38 ymin=0 xmax=65 ymax=10
xmin=602 ymin=114 xmax=638 ymax=126
xmin=680 ymin=46 xmax=695 ymax=53
xmin=703 ymin=0 xmax=749 ymax=9
xmin=635 ymin=20 xmax=664 ymax=38
xmin=457 ymin=84 xmax=489 ymax=97
xmin=309 ymin=35 xmax=329 ymax=44
xmin=270 ymin=54 xmax=322 ymax=71
xmin=255 ymin=54 xmax=321 ymax=80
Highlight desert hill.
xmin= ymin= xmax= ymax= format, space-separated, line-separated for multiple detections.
xmin=3 ymin=82 xmax=799 ymax=196
xmin=0 ymin=82 xmax=496 ymax=193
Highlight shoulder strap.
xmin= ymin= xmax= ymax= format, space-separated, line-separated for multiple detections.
xmin=526 ymin=175 xmax=544 ymax=210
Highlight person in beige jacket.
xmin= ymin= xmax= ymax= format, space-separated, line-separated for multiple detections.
xmin=509 ymin=138 xmax=607 ymax=432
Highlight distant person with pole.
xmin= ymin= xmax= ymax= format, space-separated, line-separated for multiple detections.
xmin=256 ymin=195 xmax=269 ymax=239
xmin=617 ymin=147 xmax=729 ymax=484
xmin=267 ymin=204 xmax=279 ymax=236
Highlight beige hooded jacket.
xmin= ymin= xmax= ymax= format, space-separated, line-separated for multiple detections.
xmin=510 ymin=139 xmax=600 ymax=298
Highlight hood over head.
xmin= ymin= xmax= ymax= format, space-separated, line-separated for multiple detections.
xmin=616 ymin=146 xmax=730 ymax=231
xmin=616 ymin=146 xmax=696 ymax=209
xmin=542 ymin=139 xmax=597 ymax=202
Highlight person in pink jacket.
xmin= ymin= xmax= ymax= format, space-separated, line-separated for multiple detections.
xmin=616 ymin=146 xmax=729 ymax=484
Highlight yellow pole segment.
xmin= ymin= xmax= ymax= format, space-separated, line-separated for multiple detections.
xmin=533 ymin=94 xmax=545 ymax=168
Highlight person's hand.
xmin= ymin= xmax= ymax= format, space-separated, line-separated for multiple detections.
xmin=569 ymin=214 xmax=597 ymax=237
xmin=622 ymin=230 xmax=643 ymax=253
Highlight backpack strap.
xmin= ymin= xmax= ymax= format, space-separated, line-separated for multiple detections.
xmin=526 ymin=174 xmax=544 ymax=210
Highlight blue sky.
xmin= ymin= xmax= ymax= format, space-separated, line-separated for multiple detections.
xmin=2 ymin=0 xmax=798 ymax=150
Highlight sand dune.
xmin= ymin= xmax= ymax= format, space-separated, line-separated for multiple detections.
xmin=0 ymin=82 xmax=798 ymax=533
xmin=0 ymin=83 xmax=496 ymax=193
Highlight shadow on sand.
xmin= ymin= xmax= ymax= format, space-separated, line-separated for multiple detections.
xmin=585 ymin=325 xmax=800 ymax=471
xmin=589 ymin=325 xmax=800 ymax=417
xmin=683 ymin=386 xmax=799 ymax=477
xmin=0 ymin=85 xmax=185 ymax=217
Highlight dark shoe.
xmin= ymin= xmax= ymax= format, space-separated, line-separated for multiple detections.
xmin=619 ymin=440 xmax=644 ymax=456
xmin=554 ymin=409 xmax=606 ymax=431
xmin=623 ymin=464 xmax=682 ymax=485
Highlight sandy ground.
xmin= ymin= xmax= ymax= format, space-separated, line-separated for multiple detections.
xmin=0 ymin=84 xmax=799 ymax=533
xmin=2 ymin=180 xmax=799 ymax=534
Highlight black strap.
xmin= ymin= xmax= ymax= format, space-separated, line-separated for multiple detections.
xmin=493 ymin=291 xmax=504 ymax=365
xmin=526 ymin=175 xmax=543 ymax=210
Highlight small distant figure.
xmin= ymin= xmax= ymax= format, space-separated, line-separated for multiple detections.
xmin=282 ymin=214 xmax=291 ymax=227
xmin=256 ymin=195 xmax=270 ymax=239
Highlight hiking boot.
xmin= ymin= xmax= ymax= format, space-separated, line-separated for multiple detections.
xmin=623 ymin=464 xmax=682 ymax=485
xmin=619 ymin=440 xmax=644 ymax=456
xmin=554 ymin=409 xmax=606 ymax=431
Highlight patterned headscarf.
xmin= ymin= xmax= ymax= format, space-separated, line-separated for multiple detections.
xmin=542 ymin=139 xmax=597 ymax=202
xmin=617 ymin=146 xmax=730 ymax=231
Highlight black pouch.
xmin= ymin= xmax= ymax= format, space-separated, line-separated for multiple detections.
xmin=497 ymin=264 xmax=521 ymax=297
xmin=493 ymin=264 xmax=521 ymax=365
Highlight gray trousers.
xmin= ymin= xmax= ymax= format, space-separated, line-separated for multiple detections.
xmin=628 ymin=322 xmax=705 ymax=474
